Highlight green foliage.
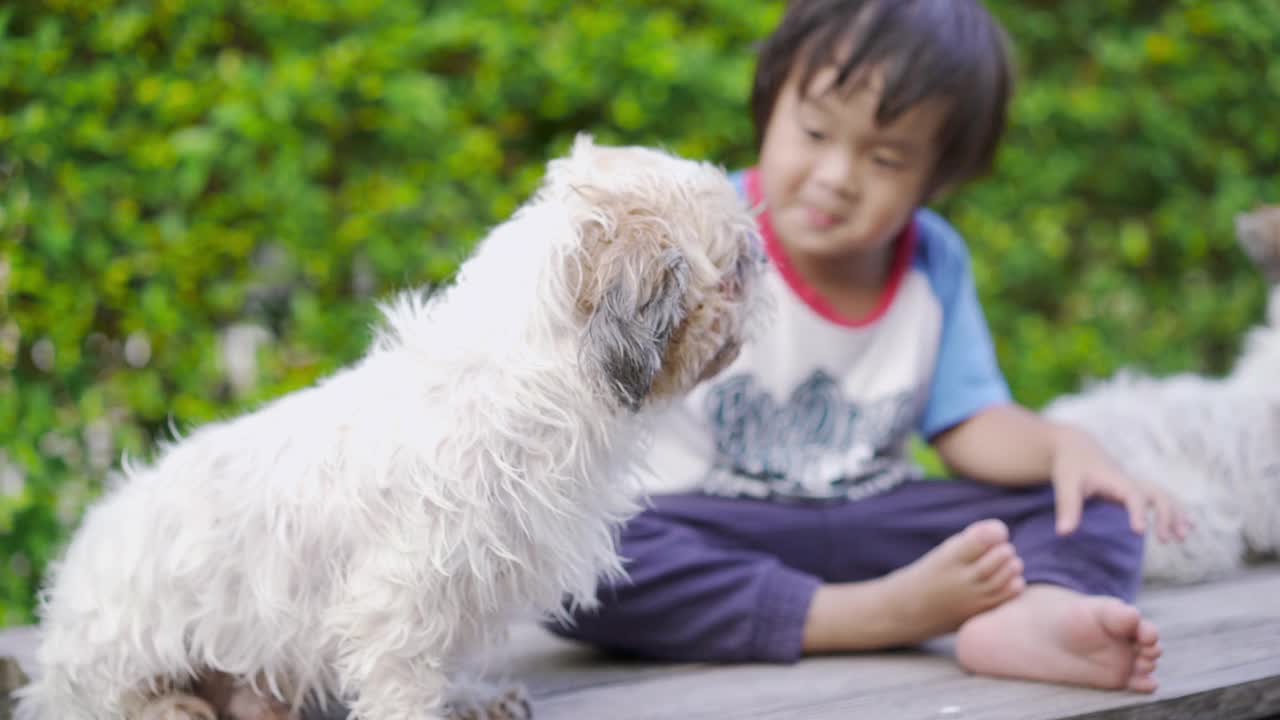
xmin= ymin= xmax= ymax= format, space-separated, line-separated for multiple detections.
xmin=955 ymin=0 xmax=1280 ymax=406
xmin=1 ymin=0 xmax=1275 ymax=624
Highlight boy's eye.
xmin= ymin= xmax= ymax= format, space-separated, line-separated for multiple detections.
xmin=803 ymin=128 xmax=827 ymax=142
xmin=872 ymin=154 xmax=905 ymax=169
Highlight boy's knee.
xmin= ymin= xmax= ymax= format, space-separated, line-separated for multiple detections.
xmin=1052 ymin=497 xmax=1145 ymax=600
xmin=1078 ymin=497 xmax=1145 ymax=552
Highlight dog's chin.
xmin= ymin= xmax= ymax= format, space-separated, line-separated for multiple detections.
xmin=697 ymin=340 xmax=741 ymax=383
xmin=638 ymin=338 xmax=741 ymax=410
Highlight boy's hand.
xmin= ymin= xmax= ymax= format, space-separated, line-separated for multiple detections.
xmin=1050 ymin=424 xmax=1192 ymax=542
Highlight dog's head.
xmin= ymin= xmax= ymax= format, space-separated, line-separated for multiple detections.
xmin=1230 ymin=206 xmax=1280 ymax=395
xmin=1236 ymin=205 xmax=1280 ymax=288
xmin=536 ymin=133 xmax=766 ymax=413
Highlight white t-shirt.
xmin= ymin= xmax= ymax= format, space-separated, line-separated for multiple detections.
xmin=641 ymin=167 xmax=1012 ymax=501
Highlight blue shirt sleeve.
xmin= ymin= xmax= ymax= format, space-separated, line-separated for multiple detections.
xmin=729 ymin=168 xmax=748 ymax=201
xmin=914 ymin=208 xmax=1012 ymax=439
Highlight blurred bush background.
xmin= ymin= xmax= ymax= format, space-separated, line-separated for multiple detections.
xmin=1 ymin=0 xmax=1277 ymax=624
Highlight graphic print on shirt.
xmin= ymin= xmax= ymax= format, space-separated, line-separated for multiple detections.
xmin=700 ymin=369 xmax=922 ymax=501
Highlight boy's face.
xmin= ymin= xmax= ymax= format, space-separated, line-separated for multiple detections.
xmin=758 ymin=64 xmax=945 ymax=263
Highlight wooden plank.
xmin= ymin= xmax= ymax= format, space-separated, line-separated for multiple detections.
xmin=3 ymin=568 xmax=1279 ymax=720
xmin=0 ymin=628 xmax=35 ymax=678
xmin=508 ymin=567 xmax=1280 ymax=720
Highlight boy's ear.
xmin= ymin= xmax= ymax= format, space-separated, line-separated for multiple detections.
xmin=923 ymin=177 xmax=955 ymax=204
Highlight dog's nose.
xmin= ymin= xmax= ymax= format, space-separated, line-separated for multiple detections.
xmin=719 ymin=245 xmax=764 ymax=303
xmin=718 ymin=276 xmax=742 ymax=303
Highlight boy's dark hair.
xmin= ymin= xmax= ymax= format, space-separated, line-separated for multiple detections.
xmin=750 ymin=0 xmax=1014 ymax=194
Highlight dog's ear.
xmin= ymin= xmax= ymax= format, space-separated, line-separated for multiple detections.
xmin=582 ymin=244 xmax=691 ymax=412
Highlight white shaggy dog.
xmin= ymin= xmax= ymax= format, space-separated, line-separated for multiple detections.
xmin=15 ymin=134 xmax=766 ymax=720
xmin=1044 ymin=207 xmax=1280 ymax=584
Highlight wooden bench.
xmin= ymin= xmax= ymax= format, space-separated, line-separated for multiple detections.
xmin=3 ymin=566 xmax=1279 ymax=719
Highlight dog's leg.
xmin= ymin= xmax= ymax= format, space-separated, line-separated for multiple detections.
xmin=329 ymin=555 xmax=454 ymax=720
xmin=335 ymin=652 xmax=449 ymax=720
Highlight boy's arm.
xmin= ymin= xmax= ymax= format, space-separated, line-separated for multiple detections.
xmin=911 ymin=210 xmax=1186 ymax=539
xmin=931 ymin=401 xmax=1190 ymax=542
xmin=930 ymin=401 xmax=1058 ymax=486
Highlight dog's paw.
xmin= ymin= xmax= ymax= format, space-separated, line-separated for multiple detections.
xmin=486 ymin=687 xmax=533 ymax=720
xmin=224 ymin=686 xmax=299 ymax=720
xmin=444 ymin=686 xmax=532 ymax=720
xmin=137 ymin=692 xmax=218 ymax=720
xmin=443 ymin=698 xmax=484 ymax=720
xmin=192 ymin=670 xmax=299 ymax=720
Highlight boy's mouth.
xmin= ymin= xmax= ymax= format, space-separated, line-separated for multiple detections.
xmin=804 ymin=207 xmax=843 ymax=230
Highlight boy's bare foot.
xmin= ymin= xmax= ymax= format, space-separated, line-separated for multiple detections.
xmin=804 ymin=519 xmax=1024 ymax=652
xmin=955 ymin=584 xmax=1161 ymax=692
xmin=880 ymin=519 xmax=1026 ymax=641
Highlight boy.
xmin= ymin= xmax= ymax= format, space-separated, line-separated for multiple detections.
xmin=551 ymin=0 xmax=1189 ymax=693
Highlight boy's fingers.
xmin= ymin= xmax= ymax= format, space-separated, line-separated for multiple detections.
xmin=1152 ymin=491 xmax=1178 ymax=542
xmin=1054 ymin=477 xmax=1083 ymax=535
xmin=1179 ymin=505 xmax=1196 ymax=535
xmin=1123 ymin=486 xmax=1148 ymax=535
xmin=1167 ymin=493 xmax=1193 ymax=540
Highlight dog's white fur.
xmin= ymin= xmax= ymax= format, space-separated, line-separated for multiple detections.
xmin=16 ymin=134 xmax=766 ymax=720
xmin=1044 ymin=211 xmax=1280 ymax=584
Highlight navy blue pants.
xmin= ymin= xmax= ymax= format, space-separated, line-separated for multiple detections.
xmin=546 ymin=479 xmax=1144 ymax=663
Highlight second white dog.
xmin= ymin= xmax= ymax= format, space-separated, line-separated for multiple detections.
xmin=15 ymin=134 xmax=766 ymax=720
xmin=1044 ymin=208 xmax=1280 ymax=584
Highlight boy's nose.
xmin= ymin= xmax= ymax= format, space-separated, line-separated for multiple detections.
xmin=813 ymin=151 xmax=859 ymax=201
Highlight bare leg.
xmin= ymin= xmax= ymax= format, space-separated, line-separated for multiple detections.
xmin=804 ymin=519 xmax=1025 ymax=652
